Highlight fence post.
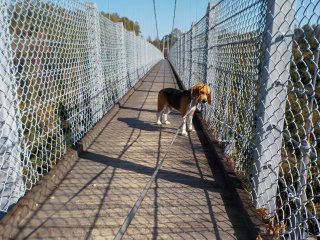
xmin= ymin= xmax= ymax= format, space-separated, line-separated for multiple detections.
xmin=131 ymin=32 xmax=137 ymax=85
xmin=252 ymin=0 xmax=295 ymax=216
xmin=116 ymin=22 xmax=127 ymax=98
xmin=176 ymin=39 xmax=179 ymax=74
xmin=203 ymin=3 xmax=210 ymax=84
xmin=205 ymin=3 xmax=217 ymax=85
xmin=125 ymin=31 xmax=131 ymax=89
xmin=133 ymin=35 xmax=138 ymax=82
xmin=189 ymin=23 xmax=196 ymax=88
xmin=180 ymin=35 xmax=184 ymax=78
xmin=183 ymin=34 xmax=188 ymax=82
xmin=85 ymin=2 xmax=104 ymax=123
xmin=203 ymin=3 xmax=217 ymax=120
xmin=177 ymin=36 xmax=180 ymax=75
xmin=0 ymin=5 xmax=25 ymax=214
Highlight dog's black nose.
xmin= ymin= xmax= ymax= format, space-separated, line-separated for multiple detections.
xmin=202 ymin=99 xmax=207 ymax=103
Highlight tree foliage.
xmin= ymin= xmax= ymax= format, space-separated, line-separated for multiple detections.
xmin=101 ymin=12 xmax=141 ymax=36
xmin=282 ymin=23 xmax=320 ymax=231
xmin=287 ymin=24 xmax=320 ymax=158
xmin=149 ymin=28 xmax=183 ymax=56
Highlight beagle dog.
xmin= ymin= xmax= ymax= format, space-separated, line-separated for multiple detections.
xmin=156 ymin=83 xmax=212 ymax=136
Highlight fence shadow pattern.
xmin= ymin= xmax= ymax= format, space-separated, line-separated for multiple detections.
xmin=169 ymin=0 xmax=319 ymax=239
xmin=0 ymin=0 xmax=162 ymax=215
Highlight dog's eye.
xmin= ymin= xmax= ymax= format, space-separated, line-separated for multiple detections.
xmin=200 ymin=91 xmax=204 ymax=94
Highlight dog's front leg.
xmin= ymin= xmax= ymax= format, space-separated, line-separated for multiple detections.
xmin=180 ymin=117 xmax=188 ymax=136
xmin=187 ymin=114 xmax=195 ymax=132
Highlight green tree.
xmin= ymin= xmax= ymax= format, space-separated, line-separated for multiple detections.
xmin=101 ymin=12 xmax=141 ymax=36
xmin=148 ymin=28 xmax=183 ymax=54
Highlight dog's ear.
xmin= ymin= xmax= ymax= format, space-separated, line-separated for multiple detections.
xmin=191 ymin=84 xmax=200 ymax=98
xmin=207 ymin=91 xmax=212 ymax=105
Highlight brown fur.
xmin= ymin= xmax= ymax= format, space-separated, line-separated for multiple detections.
xmin=157 ymin=91 xmax=166 ymax=112
xmin=178 ymin=95 xmax=190 ymax=116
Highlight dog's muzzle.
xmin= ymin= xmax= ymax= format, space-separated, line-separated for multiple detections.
xmin=201 ymin=99 xmax=207 ymax=104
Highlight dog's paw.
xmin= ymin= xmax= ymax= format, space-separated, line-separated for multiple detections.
xmin=163 ymin=121 xmax=171 ymax=125
xmin=156 ymin=121 xmax=162 ymax=126
xmin=180 ymin=131 xmax=188 ymax=136
xmin=187 ymin=128 xmax=195 ymax=132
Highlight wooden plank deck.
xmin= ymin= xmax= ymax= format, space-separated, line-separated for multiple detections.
xmin=12 ymin=60 xmax=255 ymax=239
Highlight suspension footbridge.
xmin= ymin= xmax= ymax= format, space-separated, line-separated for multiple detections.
xmin=0 ymin=0 xmax=319 ymax=239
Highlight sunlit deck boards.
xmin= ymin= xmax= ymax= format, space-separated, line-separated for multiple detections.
xmin=13 ymin=60 xmax=254 ymax=240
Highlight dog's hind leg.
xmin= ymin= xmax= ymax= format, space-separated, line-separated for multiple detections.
xmin=162 ymin=106 xmax=171 ymax=125
xmin=157 ymin=94 xmax=164 ymax=125
xmin=157 ymin=91 xmax=166 ymax=125
xmin=156 ymin=111 xmax=162 ymax=125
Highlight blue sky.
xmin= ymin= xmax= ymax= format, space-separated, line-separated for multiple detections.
xmin=90 ymin=0 xmax=213 ymax=40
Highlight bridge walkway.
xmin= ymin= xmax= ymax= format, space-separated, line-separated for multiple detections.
xmin=12 ymin=60 xmax=254 ymax=239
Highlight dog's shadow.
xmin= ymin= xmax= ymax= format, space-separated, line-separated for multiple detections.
xmin=117 ymin=117 xmax=176 ymax=132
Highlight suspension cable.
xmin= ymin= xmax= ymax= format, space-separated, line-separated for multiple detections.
xmin=172 ymin=0 xmax=177 ymax=33
xmin=170 ymin=0 xmax=177 ymax=49
xmin=152 ymin=0 xmax=159 ymax=40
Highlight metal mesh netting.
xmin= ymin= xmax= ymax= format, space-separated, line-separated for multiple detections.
xmin=0 ymin=0 xmax=162 ymax=213
xmin=169 ymin=0 xmax=319 ymax=238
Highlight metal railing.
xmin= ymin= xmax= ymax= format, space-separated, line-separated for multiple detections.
xmin=169 ymin=0 xmax=319 ymax=239
xmin=0 ymin=0 xmax=162 ymax=215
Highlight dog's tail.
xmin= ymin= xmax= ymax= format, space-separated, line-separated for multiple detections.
xmin=157 ymin=90 xmax=166 ymax=112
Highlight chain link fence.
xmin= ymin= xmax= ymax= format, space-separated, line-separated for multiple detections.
xmin=169 ymin=0 xmax=319 ymax=239
xmin=0 ymin=0 xmax=162 ymax=215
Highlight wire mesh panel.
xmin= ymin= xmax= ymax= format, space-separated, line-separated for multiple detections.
xmin=169 ymin=0 xmax=319 ymax=238
xmin=98 ymin=14 xmax=114 ymax=113
xmin=0 ymin=0 xmax=162 ymax=215
xmin=87 ymin=3 xmax=104 ymax=129
xmin=100 ymin=16 xmax=124 ymax=105
xmin=0 ymin=0 xmax=25 ymax=212
xmin=206 ymin=0 xmax=266 ymax=184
